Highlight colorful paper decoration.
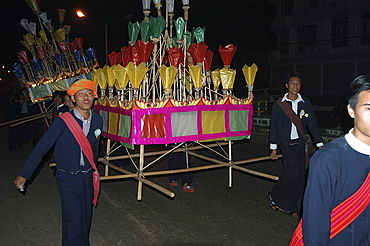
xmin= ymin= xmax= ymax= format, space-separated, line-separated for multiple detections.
xmin=108 ymin=51 xmax=122 ymax=66
xmin=136 ymin=40 xmax=154 ymax=63
xmin=204 ymin=50 xmax=214 ymax=71
xmin=211 ymin=69 xmax=221 ymax=89
xmin=94 ymin=96 xmax=253 ymax=145
xmin=126 ymin=62 xmax=148 ymax=88
xmin=188 ymin=65 xmax=202 ymax=88
xmin=128 ymin=22 xmax=140 ymax=43
xmin=242 ymin=63 xmax=258 ymax=86
xmin=187 ymin=42 xmax=208 ymax=64
xmin=159 ymin=65 xmax=178 ymax=92
xmin=120 ymin=46 xmax=132 ymax=67
xmin=219 ymin=67 xmax=236 ymax=89
xmin=167 ymin=46 xmax=184 ymax=67
xmin=218 ymin=44 xmax=238 ymax=67
xmin=112 ymin=64 xmax=129 ymax=89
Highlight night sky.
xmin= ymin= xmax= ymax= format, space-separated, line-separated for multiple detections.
xmin=0 ymin=0 xmax=275 ymax=98
xmin=0 ymin=0 xmax=274 ymax=67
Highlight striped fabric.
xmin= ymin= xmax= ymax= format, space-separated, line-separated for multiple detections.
xmin=289 ymin=171 xmax=370 ymax=245
xmin=59 ymin=112 xmax=100 ymax=206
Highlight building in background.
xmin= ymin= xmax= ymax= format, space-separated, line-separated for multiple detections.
xmin=268 ymin=0 xmax=370 ymax=98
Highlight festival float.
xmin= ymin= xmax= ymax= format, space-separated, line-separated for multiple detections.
xmin=10 ymin=0 xmax=280 ymax=200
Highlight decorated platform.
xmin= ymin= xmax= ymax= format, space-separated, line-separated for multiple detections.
xmin=95 ymin=96 xmax=253 ymax=146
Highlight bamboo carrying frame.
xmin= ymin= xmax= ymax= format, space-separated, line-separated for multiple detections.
xmin=98 ymin=139 xmax=280 ymax=201
xmin=49 ymin=139 xmax=280 ymax=201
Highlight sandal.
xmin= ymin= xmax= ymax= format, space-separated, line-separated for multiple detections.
xmin=268 ymin=193 xmax=299 ymax=217
xmin=268 ymin=193 xmax=279 ymax=211
xmin=169 ymin=181 xmax=178 ymax=186
xmin=277 ymin=207 xmax=299 ymax=217
xmin=183 ymin=185 xmax=195 ymax=192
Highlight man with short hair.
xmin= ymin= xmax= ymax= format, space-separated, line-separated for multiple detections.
xmin=52 ymin=90 xmax=69 ymax=117
xmin=268 ymin=71 xmax=323 ymax=216
xmin=293 ymin=75 xmax=370 ymax=245
xmin=14 ymin=79 xmax=103 ymax=246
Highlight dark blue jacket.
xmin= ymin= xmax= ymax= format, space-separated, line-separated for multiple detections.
xmin=19 ymin=111 xmax=103 ymax=179
xmin=303 ymin=136 xmax=370 ymax=245
xmin=269 ymin=97 xmax=322 ymax=146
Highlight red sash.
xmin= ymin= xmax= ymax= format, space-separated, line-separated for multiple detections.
xmin=289 ymin=171 xmax=370 ymax=245
xmin=59 ymin=112 xmax=100 ymax=206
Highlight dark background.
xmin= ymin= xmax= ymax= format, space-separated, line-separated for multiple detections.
xmin=0 ymin=0 xmax=275 ymax=72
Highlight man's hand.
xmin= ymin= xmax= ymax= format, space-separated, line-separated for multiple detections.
xmin=270 ymin=149 xmax=278 ymax=160
xmin=14 ymin=175 xmax=26 ymax=190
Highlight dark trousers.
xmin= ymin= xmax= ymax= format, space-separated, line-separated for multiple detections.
xmin=56 ymin=170 xmax=93 ymax=246
xmin=168 ymin=152 xmax=193 ymax=186
xmin=270 ymin=144 xmax=306 ymax=212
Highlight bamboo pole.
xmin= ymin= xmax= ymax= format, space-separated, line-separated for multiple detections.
xmin=9 ymin=113 xmax=50 ymax=127
xmin=0 ymin=113 xmax=43 ymax=127
xmin=141 ymin=142 xmax=185 ymax=171
xmin=101 ymin=160 xmax=175 ymax=198
xmin=104 ymin=139 xmax=111 ymax=176
xmin=137 ymin=144 xmax=144 ymax=200
xmin=232 ymin=165 xmax=279 ymax=181
xmin=196 ymin=141 xmax=230 ymax=161
xmin=99 ymin=154 xmax=282 ymax=181
xmin=95 ymin=142 xmax=229 ymax=162
xmin=228 ymin=141 xmax=232 ymax=187
xmin=1 ymin=103 xmax=55 ymax=127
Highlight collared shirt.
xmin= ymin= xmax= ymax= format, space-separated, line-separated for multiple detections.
xmin=281 ymin=93 xmax=305 ymax=140
xmin=345 ymin=128 xmax=370 ymax=156
xmin=73 ymin=108 xmax=92 ymax=166
xmin=270 ymin=93 xmax=323 ymax=150
xmin=57 ymin=103 xmax=65 ymax=109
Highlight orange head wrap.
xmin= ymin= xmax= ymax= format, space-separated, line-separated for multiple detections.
xmin=67 ymin=79 xmax=98 ymax=98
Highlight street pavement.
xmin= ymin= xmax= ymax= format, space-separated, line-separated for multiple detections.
xmin=0 ymin=106 xmax=304 ymax=246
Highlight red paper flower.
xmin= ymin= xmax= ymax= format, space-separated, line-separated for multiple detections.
xmin=218 ymin=44 xmax=237 ymax=67
xmin=167 ymin=46 xmax=184 ymax=68
xmin=58 ymin=42 xmax=67 ymax=53
xmin=74 ymin=37 xmax=83 ymax=50
xmin=108 ymin=51 xmax=122 ymax=66
xmin=18 ymin=50 xmax=30 ymax=64
xmin=120 ymin=46 xmax=132 ymax=67
xmin=37 ymin=46 xmax=47 ymax=59
xmin=136 ymin=40 xmax=154 ymax=64
xmin=131 ymin=46 xmax=141 ymax=66
xmin=187 ymin=42 xmax=208 ymax=64
xmin=204 ymin=50 xmax=214 ymax=70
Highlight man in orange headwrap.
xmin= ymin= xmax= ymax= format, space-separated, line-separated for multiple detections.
xmin=67 ymin=79 xmax=98 ymax=98
xmin=15 ymin=79 xmax=103 ymax=246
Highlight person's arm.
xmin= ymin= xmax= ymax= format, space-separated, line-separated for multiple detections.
xmin=92 ymin=114 xmax=103 ymax=163
xmin=305 ymin=99 xmax=324 ymax=147
xmin=269 ymin=103 xmax=279 ymax=160
xmin=15 ymin=117 xmax=65 ymax=184
xmin=302 ymin=149 xmax=338 ymax=244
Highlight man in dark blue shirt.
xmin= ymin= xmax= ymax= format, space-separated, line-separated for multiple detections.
xmin=14 ymin=79 xmax=103 ymax=246
xmin=301 ymin=75 xmax=370 ymax=245
xmin=269 ymin=71 xmax=323 ymax=216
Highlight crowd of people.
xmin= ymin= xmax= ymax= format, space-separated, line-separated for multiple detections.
xmin=9 ymin=73 xmax=370 ymax=245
